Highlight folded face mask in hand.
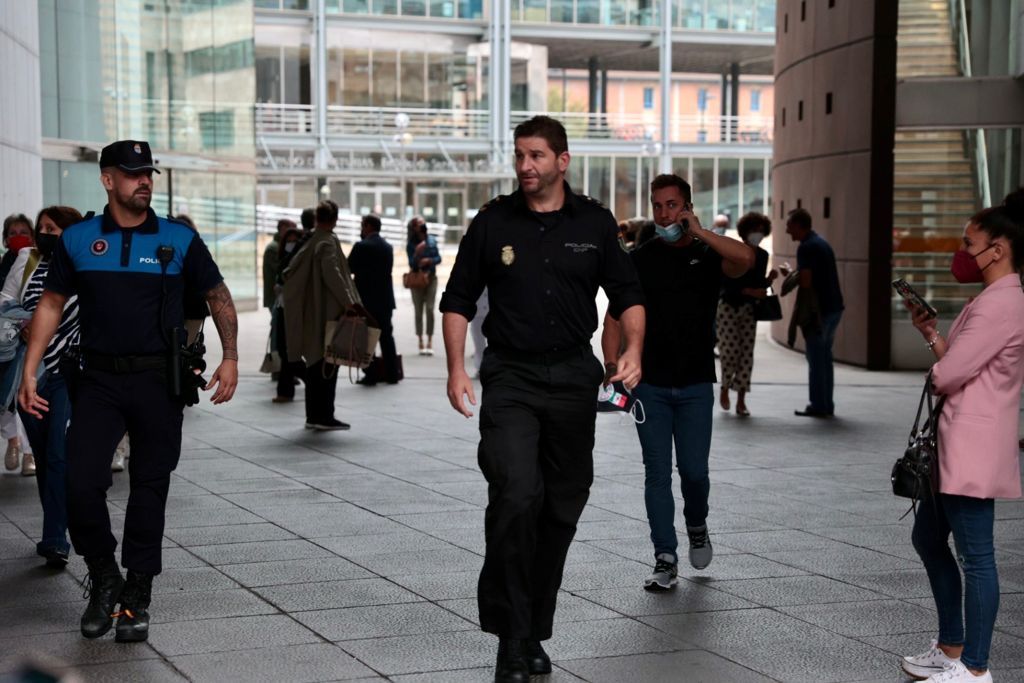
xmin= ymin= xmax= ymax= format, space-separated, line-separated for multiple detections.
xmin=597 ymin=381 xmax=645 ymax=423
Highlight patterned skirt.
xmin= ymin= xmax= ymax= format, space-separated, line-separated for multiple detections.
xmin=716 ymin=300 xmax=757 ymax=393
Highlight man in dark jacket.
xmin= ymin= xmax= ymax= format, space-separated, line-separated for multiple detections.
xmin=348 ymin=214 xmax=399 ymax=384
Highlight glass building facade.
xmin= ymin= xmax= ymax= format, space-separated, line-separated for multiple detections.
xmin=38 ymin=0 xmax=258 ymax=305
xmin=254 ymin=0 xmax=775 ymax=232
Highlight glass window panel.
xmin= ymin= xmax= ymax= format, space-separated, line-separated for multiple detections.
xmin=731 ymin=0 xmax=756 ymax=30
xmin=400 ymin=52 xmax=426 ymax=105
xmin=567 ymin=154 xmax=585 ymax=192
xmin=756 ymin=0 xmax=776 ymax=32
xmin=283 ymin=46 xmax=312 ymax=105
xmin=717 ymin=158 xmax=741 ymax=227
xmin=282 ymin=0 xmax=309 ymax=8
xmin=607 ymin=0 xmax=629 ymax=25
xmin=614 ymin=157 xmax=638 ymax=220
xmin=691 ymin=158 xmax=715 ymax=222
xmin=459 ymin=0 xmax=483 ymax=18
xmin=343 ymin=48 xmax=371 ymax=106
xmin=743 ymin=159 xmax=766 ymax=216
xmin=639 ymin=156 xmax=655 ymax=215
xmin=343 ymin=0 xmax=369 ymax=11
xmin=577 ymin=0 xmax=599 ymax=23
xmin=678 ymin=0 xmax=704 ymax=27
xmin=635 ymin=0 xmax=657 ymax=25
xmin=401 ymin=0 xmax=425 ymax=15
xmin=707 ymin=0 xmax=729 ymax=29
xmin=255 ymin=0 xmax=280 ymax=8
xmin=372 ymin=51 xmax=399 ymax=106
xmin=588 ymin=156 xmax=612 ymax=208
xmin=551 ymin=0 xmax=574 ymax=22
xmin=256 ymin=47 xmax=281 ymax=104
xmin=430 ymin=0 xmax=456 ymax=16
xmin=523 ymin=0 xmax=547 ymax=22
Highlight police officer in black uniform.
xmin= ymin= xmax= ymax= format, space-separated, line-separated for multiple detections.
xmin=440 ymin=116 xmax=646 ymax=683
xmin=19 ymin=140 xmax=239 ymax=643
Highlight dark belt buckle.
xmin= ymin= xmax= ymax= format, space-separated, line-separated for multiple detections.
xmin=113 ymin=357 xmax=130 ymax=373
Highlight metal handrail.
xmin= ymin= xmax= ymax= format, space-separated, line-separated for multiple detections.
xmin=949 ymin=0 xmax=992 ymax=207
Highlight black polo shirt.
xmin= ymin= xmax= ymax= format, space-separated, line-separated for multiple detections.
xmin=631 ymin=237 xmax=723 ymax=388
xmin=440 ymin=183 xmax=644 ymax=354
xmin=45 ymin=206 xmax=223 ymax=356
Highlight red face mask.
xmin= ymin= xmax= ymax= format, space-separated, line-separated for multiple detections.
xmin=950 ymin=244 xmax=995 ymax=283
xmin=5 ymin=234 xmax=32 ymax=253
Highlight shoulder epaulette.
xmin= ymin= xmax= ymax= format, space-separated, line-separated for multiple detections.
xmin=579 ymin=194 xmax=606 ymax=209
xmin=166 ymin=215 xmax=197 ymax=232
xmin=478 ymin=195 xmax=510 ymax=213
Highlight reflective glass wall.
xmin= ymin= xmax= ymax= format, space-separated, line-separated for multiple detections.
xmin=38 ymin=0 xmax=258 ymax=303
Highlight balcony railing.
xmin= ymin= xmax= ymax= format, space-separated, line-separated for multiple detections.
xmin=256 ymin=103 xmax=773 ymax=145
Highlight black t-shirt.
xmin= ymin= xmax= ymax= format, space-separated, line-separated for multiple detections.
xmin=631 ymin=237 xmax=723 ymax=388
xmin=797 ymin=232 xmax=845 ymax=314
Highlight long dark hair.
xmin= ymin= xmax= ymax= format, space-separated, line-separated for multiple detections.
xmin=971 ymin=188 xmax=1024 ymax=272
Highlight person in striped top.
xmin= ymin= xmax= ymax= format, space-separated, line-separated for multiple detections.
xmin=16 ymin=205 xmax=82 ymax=568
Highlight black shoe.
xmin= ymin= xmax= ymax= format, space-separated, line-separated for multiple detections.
xmin=39 ymin=547 xmax=69 ymax=569
xmin=794 ymin=406 xmax=833 ymax=418
xmin=356 ymin=377 xmax=377 ymax=386
xmin=305 ymin=419 xmax=351 ymax=431
xmin=494 ymin=638 xmax=530 ymax=683
xmin=114 ymin=570 xmax=153 ymax=643
xmin=80 ymin=556 xmax=124 ymax=639
xmin=524 ymin=639 xmax=552 ymax=675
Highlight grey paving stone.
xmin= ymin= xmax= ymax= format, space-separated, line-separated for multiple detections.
xmin=440 ymin=593 xmax=621 ymax=627
xmin=187 ymin=538 xmax=336 ymax=565
xmin=0 ymin=632 xmax=160 ymax=674
xmin=218 ymin=557 xmax=374 ymax=587
xmin=543 ymin=617 xmax=688 ymax=661
xmin=195 ymin=476 xmax=314 ymax=495
xmin=715 ymin=529 xmax=845 ymax=553
xmin=642 ymin=608 xmax=897 ymax=683
xmin=151 ymin=566 xmax=241 ymax=594
xmin=224 ymin=488 xmax=345 ymax=509
xmin=0 ymin=599 xmax=83 ymax=637
xmin=337 ymin=630 xmax=500 ymax=675
xmin=859 ymin=630 xmax=1024 ymax=670
xmin=394 ymin=570 xmax=481 ymax=601
xmin=777 ymin=599 xmax=935 ymax=637
xmin=150 ymin=588 xmax=277 ymax=624
xmin=147 ymin=614 xmax=319 ymax=656
xmin=255 ymin=578 xmax=423 ymax=612
xmin=711 ymin=575 xmax=888 ymax=607
xmin=171 ymin=642 xmax=376 ymax=682
xmin=356 ymin=547 xmax=483 ymax=577
xmin=831 ymin=570 xmax=935 ymax=599
xmin=392 ymin=667 xmax=585 ymax=682
xmin=256 ymin=502 xmax=408 ymax=538
xmin=295 ymin=601 xmax=477 ymax=641
xmin=162 ymin=505 xmax=266 ymax=528
xmin=57 ymin=659 xmax=189 ymax=682
xmin=558 ymin=650 xmax=775 ymax=683
xmin=572 ymin=581 xmax=758 ymax=617
xmin=760 ymin=546 xmax=921 ymax=575
xmin=163 ymin=522 xmax=298 ymax=547
xmin=175 ymin=457 xmax=279 ymax=481
xmin=315 ymin=530 xmax=456 ymax=556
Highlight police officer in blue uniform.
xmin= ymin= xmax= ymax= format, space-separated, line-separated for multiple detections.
xmin=19 ymin=140 xmax=239 ymax=643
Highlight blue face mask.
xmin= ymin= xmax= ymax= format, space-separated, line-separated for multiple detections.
xmin=655 ymin=222 xmax=683 ymax=243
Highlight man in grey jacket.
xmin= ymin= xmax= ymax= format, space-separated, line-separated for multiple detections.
xmin=283 ymin=200 xmax=360 ymax=430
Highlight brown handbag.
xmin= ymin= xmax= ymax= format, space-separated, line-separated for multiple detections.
xmin=403 ymin=270 xmax=430 ymax=290
xmin=324 ymin=307 xmax=381 ymax=371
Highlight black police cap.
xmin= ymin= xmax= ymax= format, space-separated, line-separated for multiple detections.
xmin=98 ymin=140 xmax=161 ymax=174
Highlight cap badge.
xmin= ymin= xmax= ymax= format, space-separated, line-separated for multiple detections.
xmin=133 ymin=143 xmax=142 ymax=154
xmin=90 ymin=239 xmax=109 ymax=256
xmin=501 ymin=245 xmax=515 ymax=266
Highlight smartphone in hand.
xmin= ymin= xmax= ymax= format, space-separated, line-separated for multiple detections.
xmin=892 ymin=278 xmax=938 ymax=319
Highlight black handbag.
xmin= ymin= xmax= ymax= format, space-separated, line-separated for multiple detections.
xmin=753 ymin=286 xmax=783 ymax=321
xmin=891 ymin=373 xmax=946 ymax=515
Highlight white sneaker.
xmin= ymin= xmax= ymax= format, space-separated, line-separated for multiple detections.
xmin=903 ymin=640 xmax=960 ymax=679
xmin=4 ymin=441 xmax=19 ymax=471
xmin=924 ymin=660 xmax=992 ymax=682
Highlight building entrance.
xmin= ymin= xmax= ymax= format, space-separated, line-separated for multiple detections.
xmin=353 ymin=186 xmax=403 ymax=220
xmin=416 ymin=188 xmax=467 ymax=230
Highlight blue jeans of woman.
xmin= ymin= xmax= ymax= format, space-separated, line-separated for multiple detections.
xmin=18 ymin=370 xmax=71 ymax=555
xmin=911 ymin=493 xmax=998 ymax=670
xmin=632 ymin=382 xmax=713 ymax=562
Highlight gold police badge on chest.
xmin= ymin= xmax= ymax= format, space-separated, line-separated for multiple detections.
xmin=501 ymin=245 xmax=515 ymax=266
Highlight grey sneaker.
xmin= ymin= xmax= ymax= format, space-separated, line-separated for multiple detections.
xmin=687 ymin=525 xmax=713 ymax=570
xmin=643 ymin=553 xmax=678 ymax=591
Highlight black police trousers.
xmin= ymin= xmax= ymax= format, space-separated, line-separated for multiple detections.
xmin=66 ymin=368 xmax=183 ymax=575
xmin=476 ymin=346 xmax=604 ymax=640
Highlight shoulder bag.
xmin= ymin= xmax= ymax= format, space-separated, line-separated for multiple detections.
xmin=753 ymin=285 xmax=783 ymax=321
xmin=891 ymin=373 xmax=946 ymax=516
xmin=403 ymin=270 xmax=430 ymax=290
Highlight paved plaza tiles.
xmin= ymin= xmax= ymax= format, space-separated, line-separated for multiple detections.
xmin=2 ymin=306 xmax=1024 ymax=682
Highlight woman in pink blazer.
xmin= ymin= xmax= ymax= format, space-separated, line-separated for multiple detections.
xmin=902 ymin=191 xmax=1024 ymax=683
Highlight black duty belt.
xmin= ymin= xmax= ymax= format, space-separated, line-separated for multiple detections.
xmin=487 ymin=343 xmax=591 ymax=365
xmin=83 ymin=352 xmax=166 ymax=374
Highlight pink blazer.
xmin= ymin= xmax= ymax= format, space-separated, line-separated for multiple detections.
xmin=933 ymin=273 xmax=1024 ymax=500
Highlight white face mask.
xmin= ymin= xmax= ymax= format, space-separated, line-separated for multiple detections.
xmin=284 ymin=242 xmax=297 ymax=253
xmin=746 ymin=232 xmax=765 ymax=248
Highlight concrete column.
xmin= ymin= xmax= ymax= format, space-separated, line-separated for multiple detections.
xmin=659 ymin=0 xmax=673 ymax=173
xmin=314 ymin=0 xmax=328 ymax=171
xmin=730 ymin=61 xmax=740 ymax=143
xmin=0 ymin=3 xmax=42 ymax=217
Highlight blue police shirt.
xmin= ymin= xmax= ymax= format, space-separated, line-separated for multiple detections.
xmin=45 ymin=206 xmax=223 ymax=356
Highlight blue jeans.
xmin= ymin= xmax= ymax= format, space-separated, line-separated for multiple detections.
xmin=804 ymin=310 xmax=842 ymax=413
xmin=18 ymin=371 xmax=71 ymax=555
xmin=912 ymin=494 xmax=998 ymax=670
xmin=633 ymin=382 xmax=713 ymax=562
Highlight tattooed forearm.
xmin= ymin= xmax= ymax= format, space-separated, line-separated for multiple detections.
xmin=205 ymin=282 xmax=239 ymax=361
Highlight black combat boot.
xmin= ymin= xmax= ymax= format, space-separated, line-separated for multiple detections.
xmin=525 ymin=639 xmax=552 ymax=675
xmin=114 ymin=570 xmax=153 ymax=643
xmin=494 ymin=638 xmax=530 ymax=683
xmin=80 ymin=555 xmax=124 ymax=639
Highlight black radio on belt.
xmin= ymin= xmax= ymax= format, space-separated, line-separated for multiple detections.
xmin=156 ymin=245 xmax=206 ymax=405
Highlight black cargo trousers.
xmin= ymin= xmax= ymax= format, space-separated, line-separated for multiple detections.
xmin=66 ymin=364 xmax=184 ymax=575
xmin=476 ymin=344 xmax=604 ymax=641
